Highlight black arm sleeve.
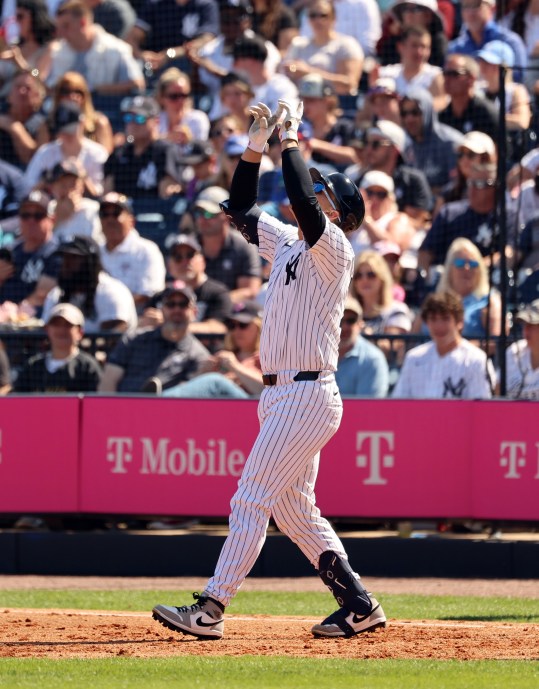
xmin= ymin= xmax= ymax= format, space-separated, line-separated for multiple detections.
xmin=281 ymin=147 xmax=326 ymax=247
xmin=222 ymin=158 xmax=262 ymax=245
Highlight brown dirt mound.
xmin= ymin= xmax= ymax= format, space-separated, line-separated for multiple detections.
xmin=1 ymin=609 xmax=537 ymax=660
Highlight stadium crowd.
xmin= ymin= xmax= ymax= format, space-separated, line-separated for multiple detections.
xmin=1 ymin=0 xmax=539 ymax=403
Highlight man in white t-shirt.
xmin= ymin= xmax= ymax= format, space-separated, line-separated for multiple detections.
xmin=98 ymin=192 xmax=165 ymax=309
xmin=393 ymin=291 xmax=494 ymax=398
xmin=502 ymin=299 xmax=539 ymax=400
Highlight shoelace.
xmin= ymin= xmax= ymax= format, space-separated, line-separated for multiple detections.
xmin=177 ymin=591 xmax=208 ymax=613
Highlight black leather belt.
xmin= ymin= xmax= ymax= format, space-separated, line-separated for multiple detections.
xmin=262 ymin=371 xmax=320 ymax=386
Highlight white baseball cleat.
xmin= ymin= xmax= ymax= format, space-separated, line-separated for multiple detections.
xmin=152 ymin=592 xmax=224 ymax=640
xmin=311 ymin=596 xmax=387 ymax=638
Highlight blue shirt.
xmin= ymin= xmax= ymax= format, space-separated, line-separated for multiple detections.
xmin=336 ymin=336 xmax=389 ymax=397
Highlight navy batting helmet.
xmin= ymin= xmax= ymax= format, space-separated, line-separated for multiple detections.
xmin=310 ymin=167 xmax=365 ymax=233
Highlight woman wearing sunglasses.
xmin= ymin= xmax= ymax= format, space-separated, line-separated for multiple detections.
xmin=155 ymin=67 xmax=210 ymax=146
xmin=37 ymin=71 xmax=114 ymax=153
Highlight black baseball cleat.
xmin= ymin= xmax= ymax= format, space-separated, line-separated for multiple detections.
xmin=152 ymin=592 xmax=224 ymax=640
xmin=311 ymin=596 xmax=387 ymax=638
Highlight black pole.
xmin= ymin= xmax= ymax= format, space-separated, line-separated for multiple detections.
xmin=497 ymin=64 xmax=508 ymax=396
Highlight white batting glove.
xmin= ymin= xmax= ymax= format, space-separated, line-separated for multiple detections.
xmin=247 ymin=102 xmax=285 ymax=153
xmin=277 ymin=99 xmax=304 ymax=143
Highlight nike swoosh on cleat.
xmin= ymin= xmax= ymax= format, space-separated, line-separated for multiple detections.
xmin=195 ymin=616 xmax=220 ymax=627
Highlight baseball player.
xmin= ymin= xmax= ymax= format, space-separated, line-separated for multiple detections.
xmin=152 ymin=100 xmax=387 ymax=640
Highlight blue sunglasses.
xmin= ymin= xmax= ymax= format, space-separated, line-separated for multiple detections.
xmin=453 ymin=257 xmax=480 ymax=269
xmin=313 ymin=180 xmax=339 ymax=214
xmin=123 ymin=113 xmax=149 ymax=125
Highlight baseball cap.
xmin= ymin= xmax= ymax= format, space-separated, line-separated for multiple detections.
xmin=45 ymin=159 xmax=85 ymax=183
xmin=232 ymin=34 xmax=268 ymax=62
xmin=58 ymin=235 xmax=100 ymax=256
xmin=367 ymin=77 xmax=398 ymax=99
xmin=368 ymin=120 xmax=406 ymax=155
xmin=477 ymin=40 xmax=515 ymax=67
xmin=161 ymin=280 xmax=197 ymax=304
xmin=224 ymin=134 xmax=249 ymax=156
xmin=178 ymin=140 xmax=215 ymax=166
xmin=167 ymin=233 xmax=202 ymax=253
xmin=194 ymin=186 xmax=229 ymax=214
xmin=458 ymin=131 xmax=496 ymax=156
xmin=46 ymin=303 xmax=85 ymax=328
xmin=53 ymin=102 xmax=83 ymax=134
xmin=99 ymin=192 xmax=133 ymax=214
xmin=228 ymin=300 xmax=262 ymax=324
xmin=373 ymin=240 xmax=401 ymax=258
xmin=298 ymin=74 xmax=335 ymax=99
xmin=343 ymin=296 xmax=363 ymax=319
xmin=20 ymin=190 xmax=53 ymax=215
xmin=360 ymin=170 xmax=395 ymax=193
xmin=516 ymin=299 xmax=539 ymax=325
xmin=120 ymin=95 xmax=160 ymax=118
xmin=219 ymin=0 xmax=253 ymax=13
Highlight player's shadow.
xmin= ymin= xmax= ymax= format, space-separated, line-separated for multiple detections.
xmin=441 ymin=615 xmax=536 ymax=622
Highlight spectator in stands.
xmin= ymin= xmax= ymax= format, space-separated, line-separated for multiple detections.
xmin=448 ymin=0 xmax=527 ymax=83
xmin=98 ymin=192 xmax=166 ymax=309
xmin=436 ymin=130 xmax=497 ymax=209
xmin=282 ymin=0 xmax=364 ymax=96
xmin=297 ymin=0 xmax=380 ymax=58
xmin=437 ymin=53 xmax=499 ymax=142
xmin=86 ymin=0 xmax=136 ymax=40
xmin=356 ymin=77 xmax=401 ymax=129
xmin=350 ymin=170 xmax=416 ymax=256
xmin=475 ymin=40 xmax=532 ymax=132
xmin=336 ymin=295 xmax=389 ymax=397
xmin=0 ymin=190 xmax=60 ymax=309
xmin=517 ymin=207 xmax=539 ymax=270
xmin=0 ymin=159 xmax=25 ymax=225
xmin=295 ymin=75 xmax=358 ymax=171
xmin=0 ymin=341 xmax=10 ymax=394
xmin=214 ymin=73 xmax=255 ymax=133
xmin=392 ymin=291 xmax=495 ymax=398
xmin=163 ymin=299 xmax=264 ymax=398
xmin=12 ymin=302 xmax=102 ymax=392
xmin=48 ymin=0 xmax=145 ymax=96
xmin=0 ymin=70 xmax=47 ymax=168
xmin=376 ymin=0 xmax=448 ymax=67
xmin=37 ymin=71 xmax=114 ymax=153
xmin=155 ymin=67 xmax=210 ymax=144
xmin=503 ymin=299 xmax=539 ymax=399
xmin=353 ymin=119 xmax=434 ymax=229
xmin=251 ymin=0 xmax=298 ymax=53
xmin=208 ymin=114 xmax=246 ymax=155
xmin=0 ymin=0 xmax=54 ymax=92
xmin=140 ymin=234 xmax=232 ymax=336
xmin=42 ymin=235 xmax=137 ymax=333
xmin=23 ymin=101 xmax=109 ymax=197
xmin=98 ymin=283 xmax=212 ymax=393
xmin=177 ymin=140 xmax=219 ymax=202
xmin=414 ymin=237 xmax=504 ymax=338
xmin=212 ymin=133 xmax=274 ymax=191
xmin=45 ymin=159 xmax=103 ymax=243
xmin=399 ymin=87 xmax=464 ymax=194
xmin=350 ymin=249 xmax=412 ymax=365
xmin=194 ymin=186 xmax=263 ymax=302
xmin=231 ymin=34 xmax=298 ymax=113
xmin=104 ymin=96 xmax=181 ymax=200
xmin=190 ymin=0 xmax=281 ymax=123
xmin=127 ymin=0 xmax=219 ymax=76
xmin=499 ymin=0 xmax=539 ymax=92
xmin=373 ymin=26 xmax=446 ymax=111
xmin=419 ymin=163 xmax=519 ymax=269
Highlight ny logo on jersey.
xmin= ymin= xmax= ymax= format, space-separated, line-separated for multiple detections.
xmin=285 ymin=254 xmax=300 ymax=285
xmin=442 ymin=377 xmax=466 ymax=398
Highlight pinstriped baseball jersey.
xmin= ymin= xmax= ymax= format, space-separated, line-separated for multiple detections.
xmin=256 ymin=210 xmax=355 ymax=373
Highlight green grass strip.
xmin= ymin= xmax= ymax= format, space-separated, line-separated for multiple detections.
xmin=0 ymin=589 xmax=537 ymax=623
xmin=0 ymin=658 xmax=537 ymax=689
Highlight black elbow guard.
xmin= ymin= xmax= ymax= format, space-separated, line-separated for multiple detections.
xmin=220 ymin=200 xmax=261 ymax=246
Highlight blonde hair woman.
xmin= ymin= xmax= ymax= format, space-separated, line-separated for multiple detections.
xmin=155 ymin=67 xmax=210 ymax=145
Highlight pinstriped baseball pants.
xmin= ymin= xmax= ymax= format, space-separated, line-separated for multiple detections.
xmin=205 ymin=373 xmax=349 ymax=607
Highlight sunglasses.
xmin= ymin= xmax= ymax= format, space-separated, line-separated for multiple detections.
xmin=453 ymin=257 xmax=480 ymax=269
xmin=354 ymin=270 xmax=377 ymax=280
xmin=457 ymin=149 xmax=478 ymax=159
xmin=341 ymin=316 xmax=359 ymax=326
xmin=309 ymin=12 xmax=330 ymax=18
xmin=59 ymin=87 xmax=85 ymax=97
xmin=211 ymin=126 xmax=235 ymax=137
xmin=365 ymin=139 xmax=392 ymax=149
xmin=20 ymin=211 xmax=47 ymax=221
xmin=443 ymin=69 xmax=469 ymax=78
xmin=99 ymin=206 xmax=123 ymax=219
xmin=171 ymin=250 xmax=196 ymax=261
xmin=227 ymin=321 xmax=251 ymax=330
xmin=165 ymin=92 xmax=190 ymax=101
xmin=400 ymin=108 xmax=422 ymax=117
xmin=163 ymin=300 xmax=190 ymax=309
xmin=123 ymin=113 xmax=149 ymax=125
xmin=313 ymin=180 xmax=339 ymax=214
xmin=193 ymin=208 xmax=220 ymax=219
xmin=467 ymin=178 xmax=495 ymax=189
xmin=365 ymin=189 xmax=388 ymax=200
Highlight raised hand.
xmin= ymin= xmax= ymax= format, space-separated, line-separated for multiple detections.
xmin=247 ymin=102 xmax=284 ymax=153
xmin=277 ymin=99 xmax=304 ymax=143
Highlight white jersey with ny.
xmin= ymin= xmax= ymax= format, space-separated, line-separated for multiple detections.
xmin=256 ymin=211 xmax=354 ymax=373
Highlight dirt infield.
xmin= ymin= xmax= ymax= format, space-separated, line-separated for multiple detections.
xmin=0 ymin=576 xmax=537 ymax=660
